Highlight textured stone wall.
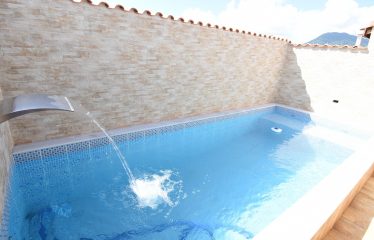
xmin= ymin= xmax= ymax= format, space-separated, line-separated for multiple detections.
xmin=0 ymin=90 xmax=13 ymax=223
xmin=277 ymin=47 xmax=374 ymax=127
xmin=0 ymin=0 xmax=290 ymax=144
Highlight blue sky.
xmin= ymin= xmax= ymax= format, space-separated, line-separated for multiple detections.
xmin=104 ymin=0 xmax=374 ymax=42
xmin=106 ymin=0 xmax=374 ymax=14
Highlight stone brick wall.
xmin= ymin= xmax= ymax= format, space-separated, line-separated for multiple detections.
xmin=0 ymin=0 xmax=290 ymax=144
xmin=0 ymin=90 xmax=13 ymax=223
xmin=276 ymin=47 xmax=374 ymax=127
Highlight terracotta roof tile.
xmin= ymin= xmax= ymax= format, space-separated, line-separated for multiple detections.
xmin=114 ymin=5 xmax=125 ymax=11
xmin=143 ymin=10 xmax=152 ymax=16
xmin=97 ymin=1 xmax=109 ymax=8
xmin=71 ymin=0 xmax=290 ymax=43
xmin=129 ymin=8 xmax=138 ymax=14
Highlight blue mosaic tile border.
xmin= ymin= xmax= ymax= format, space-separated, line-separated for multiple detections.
xmin=12 ymin=105 xmax=276 ymax=162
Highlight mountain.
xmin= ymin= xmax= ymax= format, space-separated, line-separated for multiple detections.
xmin=307 ymin=32 xmax=369 ymax=47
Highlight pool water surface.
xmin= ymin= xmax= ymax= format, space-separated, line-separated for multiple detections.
xmin=3 ymin=106 xmax=367 ymax=239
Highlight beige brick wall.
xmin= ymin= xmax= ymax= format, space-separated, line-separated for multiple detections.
xmin=0 ymin=0 xmax=290 ymax=144
xmin=277 ymin=47 xmax=374 ymax=127
xmin=0 ymin=89 xmax=13 ymax=223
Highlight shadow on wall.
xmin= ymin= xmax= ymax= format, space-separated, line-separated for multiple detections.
xmin=275 ymin=46 xmax=313 ymax=112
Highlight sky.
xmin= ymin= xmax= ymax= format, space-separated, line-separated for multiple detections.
xmin=99 ymin=0 xmax=374 ymax=42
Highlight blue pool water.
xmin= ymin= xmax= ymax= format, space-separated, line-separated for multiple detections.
xmin=3 ymin=106 xmax=365 ymax=239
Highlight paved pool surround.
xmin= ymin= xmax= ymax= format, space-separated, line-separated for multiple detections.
xmin=0 ymin=0 xmax=374 ymax=237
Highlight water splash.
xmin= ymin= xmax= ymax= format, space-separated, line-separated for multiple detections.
xmin=85 ymin=111 xmax=181 ymax=209
xmin=130 ymin=170 xmax=181 ymax=209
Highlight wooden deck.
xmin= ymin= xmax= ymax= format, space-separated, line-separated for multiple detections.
xmin=323 ymin=176 xmax=374 ymax=240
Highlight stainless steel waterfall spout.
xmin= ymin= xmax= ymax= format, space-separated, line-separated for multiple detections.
xmin=0 ymin=94 xmax=74 ymax=124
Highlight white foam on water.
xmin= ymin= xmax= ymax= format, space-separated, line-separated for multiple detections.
xmin=130 ymin=170 xmax=181 ymax=209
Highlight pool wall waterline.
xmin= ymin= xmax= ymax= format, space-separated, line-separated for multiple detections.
xmin=11 ymin=103 xmax=370 ymax=155
xmin=12 ymin=104 xmax=277 ymax=155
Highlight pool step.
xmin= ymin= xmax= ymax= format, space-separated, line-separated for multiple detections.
xmin=263 ymin=114 xmax=366 ymax=150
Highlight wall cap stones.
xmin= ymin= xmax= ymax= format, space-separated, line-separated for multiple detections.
xmin=71 ymin=0 xmax=290 ymax=43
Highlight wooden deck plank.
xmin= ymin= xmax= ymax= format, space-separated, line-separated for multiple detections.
xmin=350 ymin=192 xmax=374 ymax=213
xmin=341 ymin=207 xmax=373 ymax=230
xmin=324 ymin=228 xmax=355 ymax=240
xmin=323 ymin=177 xmax=374 ymax=240
xmin=334 ymin=216 xmax=366 ymax=239
xmin=363 ymin=177 xmax=374 ymax=189
xmin=360 ymin=180 xmax=374 ymax=200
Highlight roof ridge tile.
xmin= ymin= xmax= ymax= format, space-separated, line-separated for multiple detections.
xmin=143 ymin=10 xmax=152 ymax=16
xmin=71 ymin=0 xmax=289 ymax=43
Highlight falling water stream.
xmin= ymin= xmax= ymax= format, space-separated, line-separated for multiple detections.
xmin=82 ymin=108 xmax=180 ymax=210
xmin=86 ymin=112 xmax=135 ymax=183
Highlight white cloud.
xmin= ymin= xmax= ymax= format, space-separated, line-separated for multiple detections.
xmin=182 ymin=0 xmax=374 ymax=43
xmin=182 ymin=8 xmax=217 ymax=24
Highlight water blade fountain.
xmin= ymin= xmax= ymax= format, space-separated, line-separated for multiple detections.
xmin=0 ymin=94 xmax=74 ymax=124
xmin=0 ymin=94 xmax=180 ymax=210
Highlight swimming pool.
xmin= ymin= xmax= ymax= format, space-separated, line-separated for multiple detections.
xmin=2 ymin=105 xmax=369 ymax=239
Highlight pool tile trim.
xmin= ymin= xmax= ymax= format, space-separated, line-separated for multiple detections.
xmin=13 ymin=103 xmax=372 ymax=161
xmin=12 ymin=103 xmax=278 ymax=158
